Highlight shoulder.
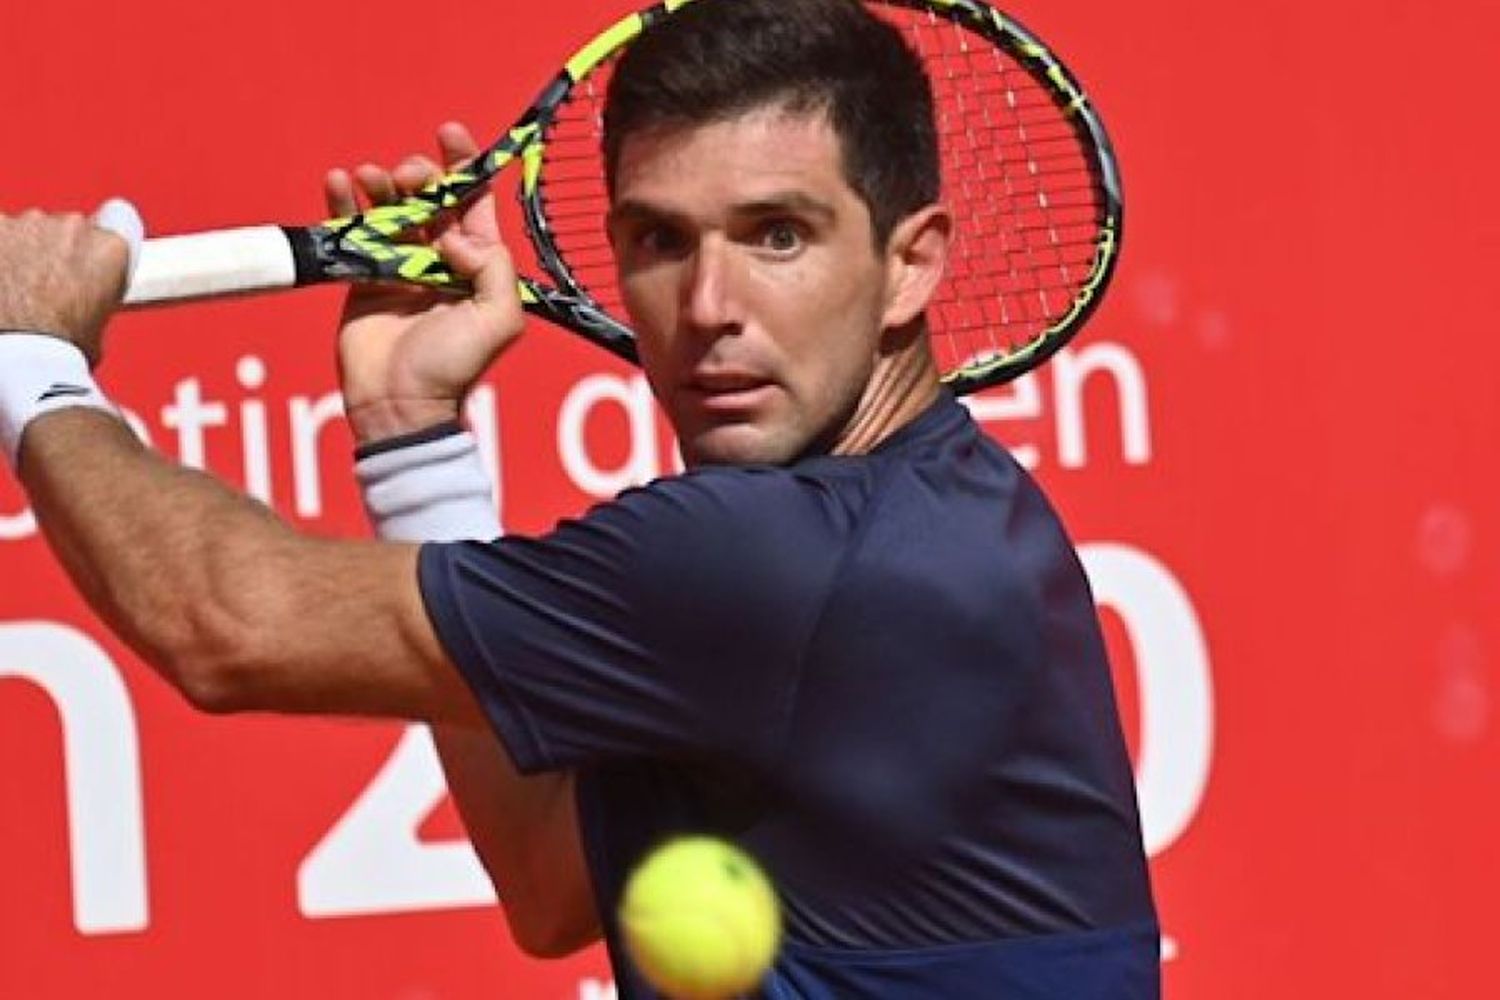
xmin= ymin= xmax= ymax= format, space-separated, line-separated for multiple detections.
xmin=421 ymin=461 xmax=879 ymax=612
xmin=597 ymin=461 xmax=874 ymax=550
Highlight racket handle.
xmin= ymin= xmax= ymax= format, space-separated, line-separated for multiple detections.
xmin=123 ymin=225 xmax=310 ymax=307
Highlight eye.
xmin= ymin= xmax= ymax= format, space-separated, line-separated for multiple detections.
xmin=640 ymin=224 xmax=689 ymax=256
xmin=758 ymin=219 xmax=806 ymax=255
xmin=613 ymin=220 xmax=690 ymax=263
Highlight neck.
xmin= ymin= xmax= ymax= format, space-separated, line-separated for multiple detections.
xmin=830 ymin=334 xmax=941 ymax=457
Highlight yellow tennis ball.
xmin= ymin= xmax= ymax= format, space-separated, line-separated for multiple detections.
xmin=619 ymin=837 xmax=782 ymax=1000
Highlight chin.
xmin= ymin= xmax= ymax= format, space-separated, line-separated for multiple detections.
xmin=682 ymin=423 xmax=803 ymax=467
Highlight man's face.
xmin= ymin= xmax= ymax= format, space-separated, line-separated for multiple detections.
xmin=607 ymin=106 xmax=893 ymax=466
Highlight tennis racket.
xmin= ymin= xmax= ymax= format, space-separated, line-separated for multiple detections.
xmin=122 ymin=0 xmax=1121 ymax=394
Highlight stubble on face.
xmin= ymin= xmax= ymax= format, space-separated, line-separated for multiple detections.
xmin=608 ymin=106 xmax=897 ymax=467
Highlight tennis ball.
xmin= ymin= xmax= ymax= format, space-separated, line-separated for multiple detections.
xmin=619 ymin=836 xmax=782 ymax=1000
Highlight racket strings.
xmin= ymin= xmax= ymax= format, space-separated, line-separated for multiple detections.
xmin=891 ymin=5 xmax=1104 ymax=378
xmin=536 ymin=62 xmax=628 ymax=319
xmin=913 ymin=7 xmax=982 ymax=372
xmin=994 ymin=37 xmax=1073 ymax=325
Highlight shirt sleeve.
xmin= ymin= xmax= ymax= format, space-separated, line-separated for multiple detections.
xmin=417 ymin=466 xmax=860 ymax=774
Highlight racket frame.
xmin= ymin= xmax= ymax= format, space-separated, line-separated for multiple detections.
xmin=291 ymin=0 xmax=702 ymax=364
xmin=123 ymin=0 xmax=1120 ymax=392
xmin=885 ymin=0 xmax=1123 ymax=393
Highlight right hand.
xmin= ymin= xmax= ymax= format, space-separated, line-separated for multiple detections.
xmin=327 ymin=122 xmax=525 ymax=445
xmin=0 ymin=208 xmax=133 ymax=367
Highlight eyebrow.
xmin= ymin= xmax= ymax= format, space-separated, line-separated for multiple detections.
xmin=609 ymin=190 xmax=838 ymax=226
xmin=735 ymin=191 xmax=837 ymax=221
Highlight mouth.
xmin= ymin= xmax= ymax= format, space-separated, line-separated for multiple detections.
xmin=683 ymin=370 xmax=778 ymax=412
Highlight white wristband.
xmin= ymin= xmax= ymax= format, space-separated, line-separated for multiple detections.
xmin=0 ymin=334 xmax=120 ymax=467
xmin=355 ymin=428 xmax=500 ymax=542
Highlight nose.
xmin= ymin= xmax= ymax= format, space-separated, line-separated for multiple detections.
xmin=681 ymin=234 xmax=742 ymax=335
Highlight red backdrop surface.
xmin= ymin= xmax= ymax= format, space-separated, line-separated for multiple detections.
xmin=2 ymin=1 xmax=1497 ymax=997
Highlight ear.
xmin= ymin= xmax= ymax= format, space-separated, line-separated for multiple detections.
xmin=879 ymin=203 xmax=952 ymax=331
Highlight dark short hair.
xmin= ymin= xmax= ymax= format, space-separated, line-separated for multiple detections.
xmin=602 ymin=0 xmax=940 ymax=248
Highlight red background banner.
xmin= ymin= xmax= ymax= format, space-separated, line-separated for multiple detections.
xmin=2 ymin=1 xmax=1496 ymax=997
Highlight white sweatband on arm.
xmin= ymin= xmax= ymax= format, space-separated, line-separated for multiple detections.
xmin=355 ymin=425 xmax=501 ymax=542
xmin=0 ymin=334 xmax=120 ymax=467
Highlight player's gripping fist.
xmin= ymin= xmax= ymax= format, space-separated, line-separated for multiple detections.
xmin=325 ymin=121 xmax=526 ymax=446
xmin=0 ymin=201 xmax=142 ymax=366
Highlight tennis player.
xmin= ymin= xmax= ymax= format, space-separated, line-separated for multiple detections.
xmin=0 ymin=0 xmax=1158 ymax=995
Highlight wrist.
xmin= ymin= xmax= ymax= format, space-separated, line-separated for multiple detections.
xmin=353 ymin=420 xmax=465 ymax=461
xmin=0 ymin=333 xmax=121 ymax=466
xmin=355 ymin=427 xmax=499 ymax=542
xmin=345 ymin=397 xmax=462 ymax=447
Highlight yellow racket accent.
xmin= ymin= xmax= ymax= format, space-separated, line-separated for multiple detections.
xmin=567 ymin=12 xmax=648 ymax=81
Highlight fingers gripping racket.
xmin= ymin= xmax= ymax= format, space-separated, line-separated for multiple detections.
xmin=123 ymin=0 xmax=1121 ymax=394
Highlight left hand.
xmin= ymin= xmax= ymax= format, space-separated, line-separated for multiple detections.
xmin=327 ymin=122 xmax=526 ymax=445
xmin=0 ymin=209 xmax=133 ymax=366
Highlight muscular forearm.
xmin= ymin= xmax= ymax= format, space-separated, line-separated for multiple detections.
xmin=19 ymin=407 xmax=479 ymax=723
xmin=430 ymin=725 xmax=600 ymax=956
xmin=354 ymin=426 xmax=601 ymax=955
xmin=22 ymin=409 xmax=282 ymax=693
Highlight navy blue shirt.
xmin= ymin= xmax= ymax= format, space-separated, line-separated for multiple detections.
xmin=419 ymin=392 xmax=1158 ymax=997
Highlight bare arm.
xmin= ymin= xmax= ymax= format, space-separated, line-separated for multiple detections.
xmin=329 ymin=127 xmax=601 ymax=956
xmin=19 ymin=407 xmax=481 ymax=723
xmin=430 ymin=726 xmax=599 ymax=955
xmin=25 ymin=405 xmax=599 ymax=953
xmin=1 ymin=192 xmax=600 ymax=956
